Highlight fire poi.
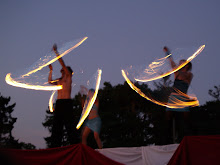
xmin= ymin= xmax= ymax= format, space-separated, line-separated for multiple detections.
xmin=122 ymin=45 xmax=205 ymax=109
xmin=5 ymin=37 xmax=88 ymax=111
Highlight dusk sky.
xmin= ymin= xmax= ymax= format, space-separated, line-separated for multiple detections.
xmin=1 ymin=1 xmax=220 ymax=149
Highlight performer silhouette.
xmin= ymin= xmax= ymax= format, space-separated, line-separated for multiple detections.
xmin=48 ymin=44 xmax=79 ymax=147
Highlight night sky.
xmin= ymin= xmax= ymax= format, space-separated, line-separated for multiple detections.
xmin=1 ymin=1 xmax=220 ymax=148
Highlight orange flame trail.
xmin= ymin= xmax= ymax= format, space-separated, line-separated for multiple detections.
xmin=49 ymin=90 xmax=57 ymax=112
xmin=22 ymin=37 xmax=87 ymax=77
xmin=5 ymin=37 xmax=87 ymax=91
xmin=135 ymin=45 xmax=205 ymax=82
xmin=144 ymin=54 xmax=171 ymax=75
xmin=121 ymin=70 xmax=199 ymax=108
xmin=76 ymin=69 xmax=102 ymax=129
xmin=5 ymin=73 xmax=62 ymax=91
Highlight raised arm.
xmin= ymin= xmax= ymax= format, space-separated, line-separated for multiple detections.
xmin=48 ymin=64 xmax=57 ymax=85
xmin=53 ymin=44 xmax=71 ymax=76
xmin=163 ymin=46 xmax=177 ymax=69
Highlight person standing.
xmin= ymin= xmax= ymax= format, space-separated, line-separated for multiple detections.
xmin=80 ymin=87 xmax=102 ymax=149
xmin=163 ymin=46 xmax=193 ymax=143
xmin=48 ymin=44 xmax=79 ymax=148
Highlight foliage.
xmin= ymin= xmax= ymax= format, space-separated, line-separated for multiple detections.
xmin=43 ymin=82 xmax=220 ymax=149
xmin=43 ymin=81 xmax=168 ymax=148
xmin=97 ymin=81 xmax=164 ymax=148
xmin=208 ymin=85 xmax=220 ymax=101
xmin=0 ymin=93 xmax=36 ymax=149
xmin=0 ymin=94 xmax=16 ymax=147
xmin=190 ymin=100 xmax=220 ymax=135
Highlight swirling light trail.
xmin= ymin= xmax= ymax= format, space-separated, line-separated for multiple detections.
xmin=122 ymin=70 xmax=199 ymax=108
xmin=22 ymin=37 xmax=87 ymax=77
xmin=49 ymin=90 xmax=57 ymax=112
xmin=5 ymin=37 xmax=87 ymax=91
xmin=5 ymin=73 xmax=62 ymax=91
xmin=76 ymin=69 xmax=102 ymax=129
xmin=135 ymin=45 xmax=205 ymax=82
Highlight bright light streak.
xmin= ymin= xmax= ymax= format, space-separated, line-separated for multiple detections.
xmin=76 ymin=69 xmax=102 ymax=129
xmin=121 ymin=70 xmax=199 ymax=108
xmin=165 ymin=88 xmax=199 ymax=108
xmin=5 ymin=37 xmax=87 ymax=91
xmin=22 ymin=37 xmax=88 ymax=77
xmin=5 ymin=73 xmax=62 ymax=91
xmin=49 ymin=90 xmax=56 ymax=112
xmin=135 ymin=45 xmax=205 ymax=82
xmin=144 ymin=54 xmax=171 ymax=75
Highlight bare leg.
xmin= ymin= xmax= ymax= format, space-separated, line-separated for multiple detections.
xmin=82 ymin=126 xmax=91 ymax=146
xmin=94 ymin=132 xmax=102 ymax=149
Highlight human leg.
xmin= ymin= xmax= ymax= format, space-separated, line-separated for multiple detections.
xmin=81 ymin=126 xmax=91 ymax=146
xmin=64 ymin=104 xmax=80 ymax=144
xmin=94 ymin=132 xmax=102 ymax=149
xmin=50 ymin=106 xmax=64 ymax=148
xmin=65 ymin=119 xmax=80 ymax=145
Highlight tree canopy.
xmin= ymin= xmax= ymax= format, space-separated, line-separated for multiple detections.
xmin=43 ymin=81 xmax=220 ymax=149
xmin=0 ymin=93 xmax=35 ymax=149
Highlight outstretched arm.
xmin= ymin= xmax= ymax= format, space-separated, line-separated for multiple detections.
xmin=53 ymin=44 xmax=71 ymax=76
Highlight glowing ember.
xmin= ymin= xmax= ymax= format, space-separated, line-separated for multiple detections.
xmin=76 ymin=69 xmax=102 ymax=129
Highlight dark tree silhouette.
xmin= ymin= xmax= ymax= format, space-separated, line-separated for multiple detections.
xmin=43 ymin=82 xmax=220 ymax=149
xmin=0 ymin=93 xmax=35 ymax=149
xmin=43 ymin=81 xmax=167 ymax=148
xmin=208 ymin=85 xmax=220 ymax=101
